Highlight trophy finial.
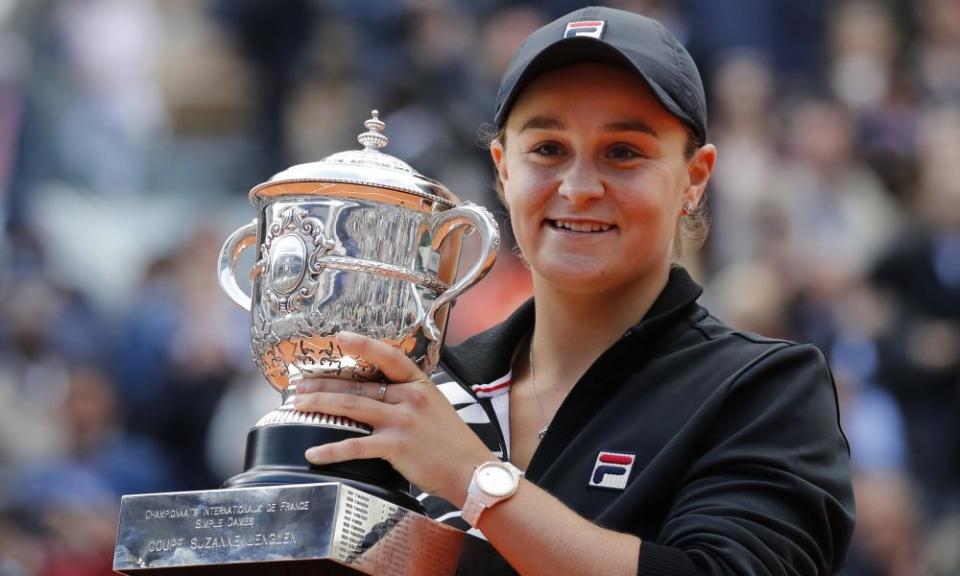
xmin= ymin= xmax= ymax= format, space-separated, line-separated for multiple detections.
xmin=358 ymin=110 xmax=388 ymax=151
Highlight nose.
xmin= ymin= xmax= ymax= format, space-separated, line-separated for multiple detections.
xmin=557 ymin=160 xmax=604 ymax=205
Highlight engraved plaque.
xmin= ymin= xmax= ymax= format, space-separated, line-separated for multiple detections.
xmin=113 ymin=482 xmax=503 ymax=575
xmin=114 ymin=483 xmax=337 ymax=570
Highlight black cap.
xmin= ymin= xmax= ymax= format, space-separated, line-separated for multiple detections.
xmin=494 ymin=6 xmax=707 ymax=143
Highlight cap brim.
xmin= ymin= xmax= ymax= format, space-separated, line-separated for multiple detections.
xmin=495 ymin=37 xmax=696 ymax=136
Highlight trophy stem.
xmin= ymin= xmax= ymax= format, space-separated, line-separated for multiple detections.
xmin=226 ymin=397 xmax=423 ymax=513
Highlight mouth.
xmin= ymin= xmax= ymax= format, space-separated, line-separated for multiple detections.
xmin=548 ymin=218 xmax=615 ymax=233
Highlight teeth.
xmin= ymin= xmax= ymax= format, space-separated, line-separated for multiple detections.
xmin=553 ymin=219 xmax=612 ymax=233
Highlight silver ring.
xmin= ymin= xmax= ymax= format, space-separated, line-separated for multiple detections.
xmin=376 ymin=383 xmax=388 ymax=402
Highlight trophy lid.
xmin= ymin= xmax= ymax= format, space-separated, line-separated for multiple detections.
xmin=249 ymin=111 xmax=459 ymax=207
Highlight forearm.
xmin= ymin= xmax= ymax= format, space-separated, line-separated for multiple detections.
xmin=294 ymin=334 xmax=644 ymax=574
xmin=463 ymin=479 xmax=641 ymax=576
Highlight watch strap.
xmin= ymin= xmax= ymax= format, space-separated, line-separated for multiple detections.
xmin=461 ymin=495 xmax=486 ymax=527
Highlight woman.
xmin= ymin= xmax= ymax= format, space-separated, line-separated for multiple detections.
xmin=294 ymin=6 xmax=855 ymax=575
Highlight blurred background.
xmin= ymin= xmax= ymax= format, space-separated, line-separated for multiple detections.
xmin=0 ymin=0 xmax=958 ymax=574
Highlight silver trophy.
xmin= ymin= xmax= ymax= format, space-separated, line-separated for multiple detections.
xmin=216 ymin=110 xmax=499 ymax=502
xmin=113 ymin=112 xmax=504 ymax=575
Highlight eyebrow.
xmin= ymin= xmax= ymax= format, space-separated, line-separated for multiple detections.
xmin=604 ymin=119 xmax=659 ymax=138
xmin=517 ymin=115 xmax=659 ymax=138
xmin=518 ymin=115 xmax=564 ymax=133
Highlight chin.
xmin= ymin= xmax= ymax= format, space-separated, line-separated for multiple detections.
xmin=536 ymin=253 xmax=663 ymax=297
xmin=540 ymin=263 xmax=623 ymax=294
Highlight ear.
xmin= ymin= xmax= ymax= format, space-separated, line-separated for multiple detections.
xmin=684 ymin=143 xmax=717 ymax=208
xmin=490 ymin=139 xmax=509 ymax=195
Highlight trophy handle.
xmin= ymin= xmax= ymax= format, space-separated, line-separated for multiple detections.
xmin=217 ymin=219 xmax=258 ymax=311
xmin=425 ymin=203 xmax=500 ymax=341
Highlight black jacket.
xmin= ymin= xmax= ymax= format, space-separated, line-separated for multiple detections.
xmin=436 ymin=267 xmax=855 ymax=575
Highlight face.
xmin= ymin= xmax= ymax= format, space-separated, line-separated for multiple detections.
xmin=491 ymin=63 xmax=716 ymax=296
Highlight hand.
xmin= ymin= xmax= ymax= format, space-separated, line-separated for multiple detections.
xmin=294 ymin=331 xmax=494 ymax=506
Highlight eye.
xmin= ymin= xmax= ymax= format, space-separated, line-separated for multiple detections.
xmin=606 ymin=144 xmax=644 ymax=160
xmin=530 ymin=142 xmax=565 ymax=157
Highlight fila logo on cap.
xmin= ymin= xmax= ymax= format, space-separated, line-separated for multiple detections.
xmin=563 ymin=20 xmax=606 ymax=39
xmin=588 ymin=451 xmax=636 ymax=490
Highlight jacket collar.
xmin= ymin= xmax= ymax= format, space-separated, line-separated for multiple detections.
xmin=442 ymin=266 xmax=703 ymax=385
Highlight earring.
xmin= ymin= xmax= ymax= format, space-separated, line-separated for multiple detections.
xmin=683 ymin=202 xmax=695 ymax=216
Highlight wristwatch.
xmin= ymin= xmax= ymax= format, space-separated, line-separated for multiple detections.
xmin=461 ymin=460 xmax=524 ymax=528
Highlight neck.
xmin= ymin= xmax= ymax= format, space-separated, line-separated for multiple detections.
xmin=528 ymin=266 xmax=671 ymax=393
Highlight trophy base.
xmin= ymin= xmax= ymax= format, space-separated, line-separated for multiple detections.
xmin=113 ymin=481 xmax=511 ymax=575
xmin=114 ymin=560 xmax=366 ymax=575
xmin=225 ymin=424 xmax=422 ymax=512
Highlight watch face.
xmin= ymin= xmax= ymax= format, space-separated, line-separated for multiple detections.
xmin=477 ymin=464 xmax=516 ymax=497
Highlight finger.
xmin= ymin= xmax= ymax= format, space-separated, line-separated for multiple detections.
xmin=293 ymin=391 xmax=391 ymax=424
xmin=305 ymin=436 xmax=382 ymax=465
xmin=335 ymin=332 xmax=424 ymax=383
xmin=296 ymin=378 xmax=393 ymax=402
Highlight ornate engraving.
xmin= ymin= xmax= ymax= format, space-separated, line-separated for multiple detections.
xmin=259 ymin=206 xmax=336 ymax=315
xmin=250 ymin=314 xmax=285 ymax=385
xmin=294 ymin=339 xmax=382 ymax=380
xmin=224 ymin=193 xmax=498 ymax=437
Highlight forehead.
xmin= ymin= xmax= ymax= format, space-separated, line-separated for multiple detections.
xmin=504 ymin=63 xmax=682 ymax=134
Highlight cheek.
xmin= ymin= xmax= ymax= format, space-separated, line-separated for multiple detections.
xmin=503 ymin=167 xmax=551 ymax=213
xmin=501 ymin=181 xmax=527 ymax=235
xmin=503 ymin=180 xmax=547 ymax=256
xmin=619 ymin=197 xmax=673 ymax=243
xmin=616 ymin=173 xmax=684 ymax=237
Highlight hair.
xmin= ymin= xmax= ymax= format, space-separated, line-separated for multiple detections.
xmin=479 ymin=123 xmax=710 ymax=257
xmin=679 ymin=126 xmax=710 ymax=255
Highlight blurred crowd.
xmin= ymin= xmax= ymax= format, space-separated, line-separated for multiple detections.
xmin=0 ymin=0 xmax=959 ymax=574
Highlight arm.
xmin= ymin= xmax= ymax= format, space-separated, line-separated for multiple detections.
xmin=480 ymin=344 xmax=853 ymax=576
xmin=641 ymin=343 xmax=855 ymax=575
xmin=294 ymin=332 xmax=640 ymax=576
xmin=463 ymin=477 xmax=641 ymax=575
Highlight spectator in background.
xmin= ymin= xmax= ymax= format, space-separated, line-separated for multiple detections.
xmin=0 ymin=504 xmax=47 ymax=575
xmin=11 ymin=362 xmax=174 ymax=520
xmin=0 ymin=275 xmax=70 ymax=465
xmin=49 ymin=0 xmax=165 ymax=196
xmin=772 ymin=97 xmax=902 ymax=295
xmin=829 ymin=0 xmax=901 ymax=114
xmin=706 ymin=50 xmax=779 ymax=270
xmin=114 ymin=226 xmax=246 ymax=490
xmin=914 ymin=0 xmax=960 ymax=100
xmin=0 ymin=228 xmax=107 ymax=469
xmin=832 ymin=318 xmax=923 ymax=576
xmin=212 ymin=0 xmax=318 ymax=180
xmin=10 ymin=363 xmax=173 ymax=576
xmin=846 ymin=473 xmax=923 ymax=576
xmin=827 ymin=0 xmax=919 ymax=209
xmin=0 ymin=29 xmax=28 ymax=225
xmin=685 ymin=0 xmax=827 ymax=86
xmin=872 ymin=103 xmax=960 ymax=529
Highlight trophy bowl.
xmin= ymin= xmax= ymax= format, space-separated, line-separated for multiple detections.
xmin=216 ymin=111 xmax=499 ymax=507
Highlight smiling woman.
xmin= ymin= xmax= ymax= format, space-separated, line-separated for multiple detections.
xmin=491 ymin=63 xmax=714 ymax=299
xmin=295 ymin=6 xmax=855 ymax=576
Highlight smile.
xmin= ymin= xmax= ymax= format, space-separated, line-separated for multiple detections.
xmin=549 ymin=219 xmax=614 ymax=233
